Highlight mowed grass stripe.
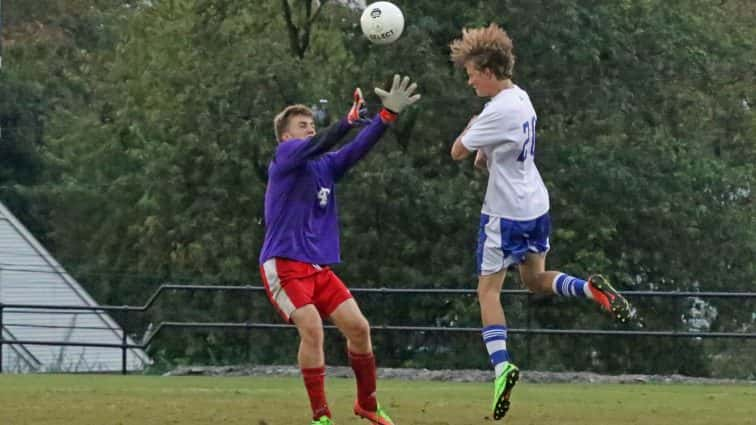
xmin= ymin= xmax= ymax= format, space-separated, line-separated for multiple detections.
xmin=0 ymin=375 xmax=754 ymax=425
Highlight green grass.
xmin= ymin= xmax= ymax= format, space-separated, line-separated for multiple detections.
xmin=0 ymin=374 xmax=754 ymax=424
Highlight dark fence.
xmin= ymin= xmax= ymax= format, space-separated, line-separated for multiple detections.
xmin=1 ymin=285 xmax=755 ymax=374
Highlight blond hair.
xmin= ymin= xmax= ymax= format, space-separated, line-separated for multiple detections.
xmin=449 ymin=23 xmax=515 ymax=79
xmin=273 ymin=104 xmax=313 ymax=141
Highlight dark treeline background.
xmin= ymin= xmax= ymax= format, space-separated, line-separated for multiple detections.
xmin=0 ymin=0 xmax=754 ymax=377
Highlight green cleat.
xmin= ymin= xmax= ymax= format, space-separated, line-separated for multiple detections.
xmin=311 ymin=415 xmax=335 ymax=425
xmin=492 ymin=362 xmax=519 ymax=420
xmin=354 ymin=400 xmax=395 ymax=425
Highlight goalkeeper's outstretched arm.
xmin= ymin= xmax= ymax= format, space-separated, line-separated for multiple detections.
xmin=326 ymin=74 xmax=421 ymax=179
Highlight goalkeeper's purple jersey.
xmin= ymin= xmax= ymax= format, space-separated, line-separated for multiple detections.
xmin=259 ymin=116 xmax=388 ymax=265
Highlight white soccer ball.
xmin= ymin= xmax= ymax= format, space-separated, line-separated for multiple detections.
xmin=360 ymin=1 xmax=405 ymax=45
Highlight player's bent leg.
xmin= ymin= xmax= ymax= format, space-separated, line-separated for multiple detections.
xmin=586 ymin=274 xmax=637 ymax=324
xmin=492 ymin=362 xmax=519 ymax=420
xmin=518 ymin=254 xmax=558 ymax=294
xmin=331 ymin=299 xmax=388 ymax=421
xmin=329 ymin=298 xmax=372 ymax=353
xmin=292 ymin=306 xmax=332 ymax=421
xmin=292 ymin=305 xmax=326 ymax=367
xmin=521 ymin=254 xmax=640 ymax=324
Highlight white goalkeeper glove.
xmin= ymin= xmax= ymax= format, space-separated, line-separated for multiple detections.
xmin=374 ymin=74 xmax=421 ymax=122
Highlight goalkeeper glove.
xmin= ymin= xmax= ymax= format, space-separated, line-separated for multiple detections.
xmin=374 ymin=74 xmax=421 ymax=123
xmin=347 ymin=88 xmax=370 ymax=126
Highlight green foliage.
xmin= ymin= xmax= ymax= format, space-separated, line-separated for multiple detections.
xmin=1 ymin=0 xmax=754 ymax=376
xmin=0 ymin=72 xmax=48 ymax=237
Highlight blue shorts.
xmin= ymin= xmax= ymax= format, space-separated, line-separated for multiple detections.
xmin=476 ymin=213 xmax=551 ymax=276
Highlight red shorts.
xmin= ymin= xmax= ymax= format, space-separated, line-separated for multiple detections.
xmin=260 ymin=257 xmax=352 ymax=323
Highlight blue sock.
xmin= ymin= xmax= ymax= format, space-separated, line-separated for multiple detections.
xmin=482 ymin=325 xmax=510 ymax=377
xmin=552 ymin=273 xmax=591 ymax=298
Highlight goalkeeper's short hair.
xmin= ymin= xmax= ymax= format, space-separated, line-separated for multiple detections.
xmin=274 ymin=104 xmax=314 ymax=142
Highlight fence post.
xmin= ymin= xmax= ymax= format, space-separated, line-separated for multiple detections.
xmin=525 ymin=293 xmax=532 ymax=369
xmin=121 ymin=307 xmax=128 ymax=375
xmin=0 ymin=266 xmax=4 ymax=373
xmin=248 ymin=287 xmax=253 ymax=363
xmin=0 ymin=302 xmax=4 ymax=373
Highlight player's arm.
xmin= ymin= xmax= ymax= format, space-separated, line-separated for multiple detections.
xmin=325 ymin=116 xmax=388 ymax=179
xmin=451 ymin=111 xmax=505 ymax=162
xmin=451 ymin=137 xmax=472 ymax=160
xmin=303 ymin=87 xmax=372 ymax=157
xmin=474 ymin=150 xmax=488 ymax=170
xmin=327 ymin=74 xmax=421 ymax=180
xmin=273 ymin=119 xmax=352 ymax=173
xmin=304 ymin=118 xmax=352 ymax=156
xmin=450 ymin=115 xmax=477 ymax=161
xmin=274 ymin=90 xmax=369 ymax=172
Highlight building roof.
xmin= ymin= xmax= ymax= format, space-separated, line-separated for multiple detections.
xmin=0 ymin=202 xmax=150 ymax=373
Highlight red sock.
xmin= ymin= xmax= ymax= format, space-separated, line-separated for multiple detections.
xmin=349 ymin=351 xmax=378 ymax=411
xmin=302 ymin=367 xmax=331 ymax=420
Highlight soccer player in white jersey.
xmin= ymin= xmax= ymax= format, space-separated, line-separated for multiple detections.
xmin=449 ymin=24 xmax=637 ymax=420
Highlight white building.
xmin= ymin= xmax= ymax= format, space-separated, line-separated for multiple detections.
xmin=0 ymin=202 xmax=150 ymax=373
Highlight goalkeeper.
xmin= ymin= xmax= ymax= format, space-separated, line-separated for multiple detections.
xmin=259 ymin=75 xmax=420 ymax=425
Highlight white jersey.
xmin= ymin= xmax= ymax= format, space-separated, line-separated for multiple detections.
xmin=461 ymin=85 xmax=549 ymax=220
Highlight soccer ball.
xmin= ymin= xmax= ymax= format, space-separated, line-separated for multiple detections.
xmin=360 ymin=2 xmax=405 ymax=45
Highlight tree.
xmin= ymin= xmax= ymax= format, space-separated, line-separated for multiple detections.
xmin=0 ymin=72 xmax=47 ymax=237
xmin=4 ymin=0 xmax=754 ymax=376
xmin=281 ymin=0 xmax=331 ymax=58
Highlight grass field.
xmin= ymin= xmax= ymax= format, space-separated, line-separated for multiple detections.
xmin=0 ymin=374 xmax=754 ymax=425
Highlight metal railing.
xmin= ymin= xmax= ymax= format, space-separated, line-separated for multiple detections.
xmin=1 ymin=284 xmax=755 ymax=374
